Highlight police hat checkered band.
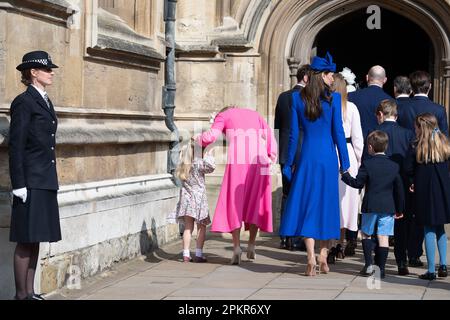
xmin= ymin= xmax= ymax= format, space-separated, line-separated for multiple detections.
xmin=21 ymin=59 xmax=50 ymax=65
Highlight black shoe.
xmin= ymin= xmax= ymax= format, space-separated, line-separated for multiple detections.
xmin=285 ymin=237 xmax=293 ymax=250
xmin=397 ymin=262 xmax=410 ymax=276
xmin=290 ymin=238 xmax=305 ymax=251
xmin=359 ymin=265 xmax=375 ymax=277
xmin=344 ymin=240 xmax=356 ymax=256
xmin=419 ymin=272 xmax=436 ymax=280
xmin=409 ymin=258 xmax=424 ymax=267
xmin=27 ymin=294 xmax=45 ymax=300
xmin=438 ymin=265 xmax=447 ymax=278
xmin=336 ymin=244 xmax=345 ymax=260
xmin=280 ymin=238 xmax=287 ymax=249
xmin=327 ymin=247 xmax=337 ymax=264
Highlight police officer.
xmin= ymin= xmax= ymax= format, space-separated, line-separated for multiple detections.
xmin=9 ymin=51 xmax=61 ymax=300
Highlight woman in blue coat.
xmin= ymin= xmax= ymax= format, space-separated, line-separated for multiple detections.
xmin=280 ymin=53 xmax=350 ymax=276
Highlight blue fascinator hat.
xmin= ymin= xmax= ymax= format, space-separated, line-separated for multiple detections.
xmin=310 ymin=52 xmax=336 ymax=72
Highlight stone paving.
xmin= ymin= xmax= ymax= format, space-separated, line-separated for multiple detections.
xmin=48 ymin=233 xmax=450 ymax=300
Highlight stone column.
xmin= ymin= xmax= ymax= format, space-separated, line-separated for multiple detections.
xmin=287 ymin=57 xmax=301 ymax=88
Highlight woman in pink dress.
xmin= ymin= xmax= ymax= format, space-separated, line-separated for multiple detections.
xmin=196 ymin=106 xmax=277 ymax=265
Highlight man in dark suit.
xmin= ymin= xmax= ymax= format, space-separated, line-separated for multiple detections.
xmin=393 ymin=75 xmax=426 ymax=268
xmin=274 ymin=64 xmax=311 ymax=250
xmin=375 ymin=100 xmax=415 ymax=275
xmin=342 ymin=130 xmax=405 ymax=278
xmin=407 ymin=71 xmax=449 ymax=136
xmin=394 ymin=76 xmax=413 ymax=129
xmin=348 ymin=66 xmax=393 ymax=142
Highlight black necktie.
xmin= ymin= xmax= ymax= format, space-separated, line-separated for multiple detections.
xmin=43 ymin=93 xmax=50 ymax=108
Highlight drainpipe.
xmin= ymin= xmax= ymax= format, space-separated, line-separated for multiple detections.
xmin=163 ymin=0 xmax=179 ymax=175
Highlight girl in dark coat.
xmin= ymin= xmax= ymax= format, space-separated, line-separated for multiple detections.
xmin=405 ymin=113 xmax=450 ymax=280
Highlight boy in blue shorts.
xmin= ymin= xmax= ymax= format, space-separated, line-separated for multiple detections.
xmin=342 ymin=130 xmax=404 ymax=278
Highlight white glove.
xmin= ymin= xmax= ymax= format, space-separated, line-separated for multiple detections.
xmin=12 ymin=188 xmax=27 ymax=203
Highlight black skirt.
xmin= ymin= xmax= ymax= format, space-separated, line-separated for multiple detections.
xmin=10 ymin=189 xmax=62 ymax=243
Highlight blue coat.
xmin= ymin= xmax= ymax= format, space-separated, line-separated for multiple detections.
xmin=348 ymin=85 xmax=393 ymax=139
xmin=280 ymin=91 xmax=350 ymax=240
xmin=405 ymin=96 xmax=448 ymax=136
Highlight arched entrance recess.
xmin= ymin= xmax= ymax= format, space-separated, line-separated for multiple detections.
xmin=256 ymin=0 xmax=450 ymax=122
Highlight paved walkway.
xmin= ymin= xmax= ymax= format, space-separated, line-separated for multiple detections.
xmin=49 ymin=233 xmax=450 ymax=300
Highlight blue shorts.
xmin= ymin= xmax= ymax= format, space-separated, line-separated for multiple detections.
xmin=361 ymin=213 xmax=395 ymax=236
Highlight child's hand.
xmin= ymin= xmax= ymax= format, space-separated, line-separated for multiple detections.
xmin=409 ymin=184 xmax=414 ymax=193
xmin=395 ymin=212 xmax=404 ymax=219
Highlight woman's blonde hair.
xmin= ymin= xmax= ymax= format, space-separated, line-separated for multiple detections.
xmin=415 ymin=113 xmax=450 ymax=164
xmin=175 ymin=141 xmax=195 ymax=181
xmin=332 ymin=73 xmax=348 ymax=120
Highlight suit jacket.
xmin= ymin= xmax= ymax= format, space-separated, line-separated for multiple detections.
xmin=348 ymin=85 xmax=393 ymax=139
xmin=376 ymin=121 xmax=414 ymax=170
xmin=406 ymin=96 xmax=448 ymax=136
xmin=274 ymin=84 xmax=303 ymax=164
xmin=396 ymin=97 xmax=415 ymax=131
xmin=341 ymin=154 xmax=404 ymax=214
xmin=9 ymin=85 xmax=59 ymax=190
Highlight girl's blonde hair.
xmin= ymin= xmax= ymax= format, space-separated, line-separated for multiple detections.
xmin=175 ymin=141 xmax=195 ymax=181
xmin=415 ymin=113 xmax=450 ymax=164
xmin=332 ymin=73 xmax=348 ymax=120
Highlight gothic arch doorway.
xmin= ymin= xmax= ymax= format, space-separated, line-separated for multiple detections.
xmin=315 ymin=8 xmax=434 ymax=98
xmin=257 ymin=1 xmax=450 ymax=122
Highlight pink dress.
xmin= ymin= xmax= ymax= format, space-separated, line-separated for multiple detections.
xmin=197 ymin=108 xmax=277 ymax=233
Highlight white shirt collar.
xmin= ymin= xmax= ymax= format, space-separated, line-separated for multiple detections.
xmin=375 ymin=152 xmax=386 ymax=155
xmin=396 ymin=94 xmax=410 ymax=98
xmin=414 ymin=93 xmax=428 ymax=98
xmin=368 ymin=83 xmax=383 ymax=88
xmin=31 ymin=84 xmax=47 ymax=100
xmin=384 ymin=119 xmax=396 ymax=122
xmin=296 ymin=83 xmax=306 ymax=88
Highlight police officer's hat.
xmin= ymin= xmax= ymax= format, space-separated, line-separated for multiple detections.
xmin=16 ymin=51 xmax=59 ymax=71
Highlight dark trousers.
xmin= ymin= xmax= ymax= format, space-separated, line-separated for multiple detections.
xmin=394 ymin=214 xmax=424 ymax=264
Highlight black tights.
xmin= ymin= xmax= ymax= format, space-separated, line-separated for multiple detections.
xmin=14 ymin=243 xmax=40 ymax=299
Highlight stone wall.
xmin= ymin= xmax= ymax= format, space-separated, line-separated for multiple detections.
xmin=0 ymin=0 xmax=179 ymax=299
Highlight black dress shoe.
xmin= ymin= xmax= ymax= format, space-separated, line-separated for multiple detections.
xmin=397 ymin=261 xmax=409 ymax=276
xmin=327 ymin=247 xmax=336 ymax=264
xmin=28 ymin=294 xmax=45 ymax=300
xmin=359 ymin=265 xmax=375 ymax=277
xmin=285 ymin=237 xmax=293 ymax=250
xmin=419 ymin=272 xmax=436 ymax=280
xmin=290 ymin=238 xmax=304 ymax=251
xmin=280 ymin=238 xmax=287 ymax=249
xmin=438 ymin=265 xmax=447 ymax=278
xmin=344 ymin=240 xmax=356 ymax=256
xmin=409 ymin=258 xmax=424 ymax=267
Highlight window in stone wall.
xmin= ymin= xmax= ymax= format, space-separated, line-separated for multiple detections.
xmin=98 ymin=0 xmax=153 ymax=38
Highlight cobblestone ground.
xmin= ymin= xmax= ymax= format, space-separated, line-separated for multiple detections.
xmin=49 ymin=233 xmax=450 ymax=300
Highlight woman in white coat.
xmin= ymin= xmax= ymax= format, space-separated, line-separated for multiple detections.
xmin=328 ymin=73 xmax=364 ymax=263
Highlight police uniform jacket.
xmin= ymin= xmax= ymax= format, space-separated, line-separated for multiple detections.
xmin=9 ymin=85 xmax=58 ymax=190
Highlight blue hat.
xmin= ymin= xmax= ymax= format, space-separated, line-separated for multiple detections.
xmin=16 ymin=51 xmax=58 ymax=71
xmin=310 ymin=52 xmax=336 ymax=72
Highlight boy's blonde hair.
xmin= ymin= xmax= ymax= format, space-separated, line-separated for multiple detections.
xmin=175 ymin=141 xmax=195 ymax=181
xmin=376 ymin=99 xmax=398 ymax=118
xmin=415 ymin=113 xmax=450 ymax=164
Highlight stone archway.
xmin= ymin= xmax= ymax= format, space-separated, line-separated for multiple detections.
xmin=256 ymin=0 xmax=450 ymax=121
